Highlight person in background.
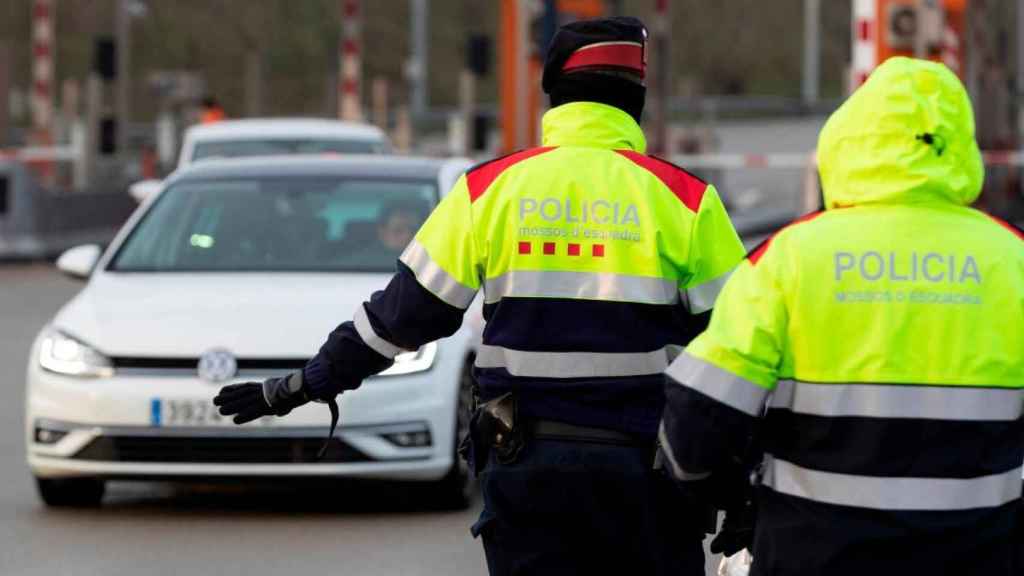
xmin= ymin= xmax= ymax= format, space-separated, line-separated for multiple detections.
xmin=199 ymin=96 xmax=225 ymax=124
xmin=345 ymin=201 xmax=430 ymax=269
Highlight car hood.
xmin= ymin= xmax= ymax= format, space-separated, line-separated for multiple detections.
xmin=53 ymin=272 xmax=392 ymax=358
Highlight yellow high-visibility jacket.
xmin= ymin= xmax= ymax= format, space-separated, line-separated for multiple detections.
xmin=659 ymin=57 xmax=1023 ymax=574
xmin=307 ymin=101 xmax=745 ymax=437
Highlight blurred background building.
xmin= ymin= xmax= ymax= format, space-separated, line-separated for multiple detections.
xmin=0 ymin=0 xmax=1021 ymax=220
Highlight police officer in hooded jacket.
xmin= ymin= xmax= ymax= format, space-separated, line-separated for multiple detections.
xmin=658 ymin=57 xmax=1024 ymax=575
xmin=216 ymin=16 xmax=745 ymax=575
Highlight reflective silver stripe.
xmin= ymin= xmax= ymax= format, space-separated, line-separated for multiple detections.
xmin=658 ymin=420 xmax=711 ymax=481
xmin=353 ymin=305 xmax=406 ymax=359
xmin=475 ymin=345 xmax=670 ymax=378
xmin=681 ymin=269 xmax=733 ymax=314
xmin=400 ymin=240 xmax=477 ymax=309
xmin=770 ymin=380 xmax=1024 ymax=421
xmin=763 ymin=456 xmax=1024 ymax=511
xmin=666 ymin=352 xmax=769 ymax=416
xmin=484 ymin=270 xmax=679 ymax=305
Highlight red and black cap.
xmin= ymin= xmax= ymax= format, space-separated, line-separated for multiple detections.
xmin=542 ymin=16 xmax=648 ymax=94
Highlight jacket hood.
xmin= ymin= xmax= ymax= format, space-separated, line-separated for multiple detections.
xmin=542 ymin=102 xmax=647 ymax=153
xmin=817 ymin=57 xmax=983 ymax=209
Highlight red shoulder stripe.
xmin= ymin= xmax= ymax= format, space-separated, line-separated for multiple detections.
xmin=466 ymin=147 xmax=555 ymax=203
xmin=614 ymin=150 xmax=707 ymax=212
xmin=748 ymin=211 xmax=826 ymax=266
xmin=985 ymin=214 xmax=1024 ymax=242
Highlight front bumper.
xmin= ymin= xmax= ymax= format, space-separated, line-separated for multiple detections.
xmin=28 ymin=420 xmax=448 ymax=481
xmin=25 ymin=345 xmax=464 ymax=481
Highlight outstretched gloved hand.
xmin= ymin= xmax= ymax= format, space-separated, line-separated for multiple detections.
xmin=213 ymin=372 xmax=310 ymax=424
xmin=214 ymin=371 xmax=341 ymax=460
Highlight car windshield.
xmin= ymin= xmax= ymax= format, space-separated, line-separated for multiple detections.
xmin=110 ymin=176 xmax=436 ymax=272
xmin=191 ymin=138 xmax=386 ymax=162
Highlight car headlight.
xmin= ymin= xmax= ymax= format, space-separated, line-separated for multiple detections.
xmin=38 ymin=329 xmax=114 ymax=378
xmin=377 ymin=342 xmax=438 ymax=377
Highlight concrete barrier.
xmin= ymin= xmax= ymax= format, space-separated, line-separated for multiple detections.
xmin=0 ymin=160 xmax=137 ymax=260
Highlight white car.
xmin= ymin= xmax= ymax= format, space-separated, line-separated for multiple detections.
xmin=26 ymin=155 xmax=477 ymax=508
xmin=130 ymin=118 xmax=391 ymax=201
xmin=176 ymin=118 xmax=391 ymax=170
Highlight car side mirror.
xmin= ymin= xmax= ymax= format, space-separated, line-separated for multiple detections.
xmin=56 ymin=244 xmax=102 ymax=280
xmin=129 ymin=179 xmax=162 ymax=203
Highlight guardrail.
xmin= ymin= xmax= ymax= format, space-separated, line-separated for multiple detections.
xmin=0 ymin=161 xmax=137 ymax=260
xmin=0 ymin=146 xmax=79 ymax=162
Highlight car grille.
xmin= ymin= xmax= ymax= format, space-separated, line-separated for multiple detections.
xmin=73 ymin=435 xmax=374 ymax=464
xmin=110 ymin=357 xmax=307 ymax=371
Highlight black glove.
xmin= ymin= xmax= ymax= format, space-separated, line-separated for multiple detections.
xmin=213 ymin=372 xmax=310 ymax=424
xmin=710 ymin=498 xmax=756 ymax=557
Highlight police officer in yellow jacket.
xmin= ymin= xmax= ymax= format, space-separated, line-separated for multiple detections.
xmin=215 ymin=17 xmax=745 ymax=575
xmin=659 ymin=57 xmax=1023 ymax=575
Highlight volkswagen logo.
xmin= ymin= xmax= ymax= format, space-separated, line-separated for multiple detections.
xmin=197 ymin=348 xmax=238 ymax=383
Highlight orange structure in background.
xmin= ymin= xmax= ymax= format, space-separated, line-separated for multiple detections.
xmin=880 ymin=0 xmax=966 ymax=73
xmin=852 ymin=0 xmax=967 ymax=92
xmin=500 ymin=0 xmax=605 ymax=154
xmin=500 ymin=0 xmax=524 ymax=155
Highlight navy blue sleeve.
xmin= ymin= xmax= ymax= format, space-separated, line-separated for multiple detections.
xmin=679 ymin=310 xmax=711 ymax=345
xmin=660 ymin=381 xmax=760 ymax=510
xmin=301 ymin=262 xmax=468 ymax=399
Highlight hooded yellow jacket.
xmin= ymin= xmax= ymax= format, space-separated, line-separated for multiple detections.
xmin=659 ymin=57 xmax=1023 ymax=571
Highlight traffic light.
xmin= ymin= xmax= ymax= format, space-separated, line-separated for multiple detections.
xmin=471 ymin=113 xmax=489 ymax=152
xmin=94 ymin=38 xmax=117 ymax=81
xmin=100 ymin=116 xmax=117 ymax=155
xmin=0 ymin=175 xmax=8 ymax=216
xmin=466 ymin=35 xmax=491 ymax=77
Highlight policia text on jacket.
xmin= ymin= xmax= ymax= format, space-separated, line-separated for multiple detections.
xmin=659 ymin=57 xmax=1023 ymax=576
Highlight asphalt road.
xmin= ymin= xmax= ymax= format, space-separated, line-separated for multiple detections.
xmin=0 ymin=263 xmax=722 ymax=575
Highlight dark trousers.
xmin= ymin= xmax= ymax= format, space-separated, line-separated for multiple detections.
xmin=751 ymin=491 xmax=1022 ymax=576
xmin=471 ymin=439 xmax=706 ymax=576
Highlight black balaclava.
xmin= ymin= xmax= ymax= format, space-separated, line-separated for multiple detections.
xmin=549 ymin=72 xmax=646 ymax=123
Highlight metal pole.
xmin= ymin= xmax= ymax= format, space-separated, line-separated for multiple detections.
xmin=0 ymin=42 xmax=9 ymax=146
xmin=31 ymin=0 xmax=55 ymax=140
xmin=372 ymin=76 xmax=389 ymax=131
xmin=83 ymin=74 xmax=102 ymax=188
xmin=339 ymin=0 xmax=363 ymax=121
xmin=410 ymin=0 xmax=429 ymax=118
xmin=651 ymin=0 xmax=670 ymax=155
xmin=514 ymin=0 xmax=529 ymax=150
xmin=802 ymin=0 xmax=820 ymax=105
xmin=1017 ymin=0 xmax=1024 ymax=146
xmin=459 ymin=69 xmax=476 ymax=154
xmin=245 ymin=50 xmax=263 ymax=117
xmin=116 ymin=0 xmax=131 ymax=152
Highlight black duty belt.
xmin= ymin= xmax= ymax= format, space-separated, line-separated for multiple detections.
xmin=530 ymin=419 xmax=645 ymax=447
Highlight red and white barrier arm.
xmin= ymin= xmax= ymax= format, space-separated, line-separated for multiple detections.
xmin=672 ymin=151 xmax=1024 ymax=170
xmin=671 ymin=153 xmax=814 ymax=170
xmin=981 ymin=151 xmax=1024 ymax=167
xmin=0 ymin=146 xmax=78 ymax=162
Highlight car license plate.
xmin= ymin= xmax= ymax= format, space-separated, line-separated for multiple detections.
xmin=150 ymin=398 xmax=273 ymax=427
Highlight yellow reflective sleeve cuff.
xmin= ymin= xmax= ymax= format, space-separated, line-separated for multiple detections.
xmin=681 ymin=269 xmax=733 ymax=314
xmin=666 ymin=351 xmax=772 ymax=416
xmin=681 ymin=185 xmax=745 ymax=309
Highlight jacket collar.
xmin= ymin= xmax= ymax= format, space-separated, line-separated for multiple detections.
xmin=541 ymin=102 xmax=647 ymax=153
